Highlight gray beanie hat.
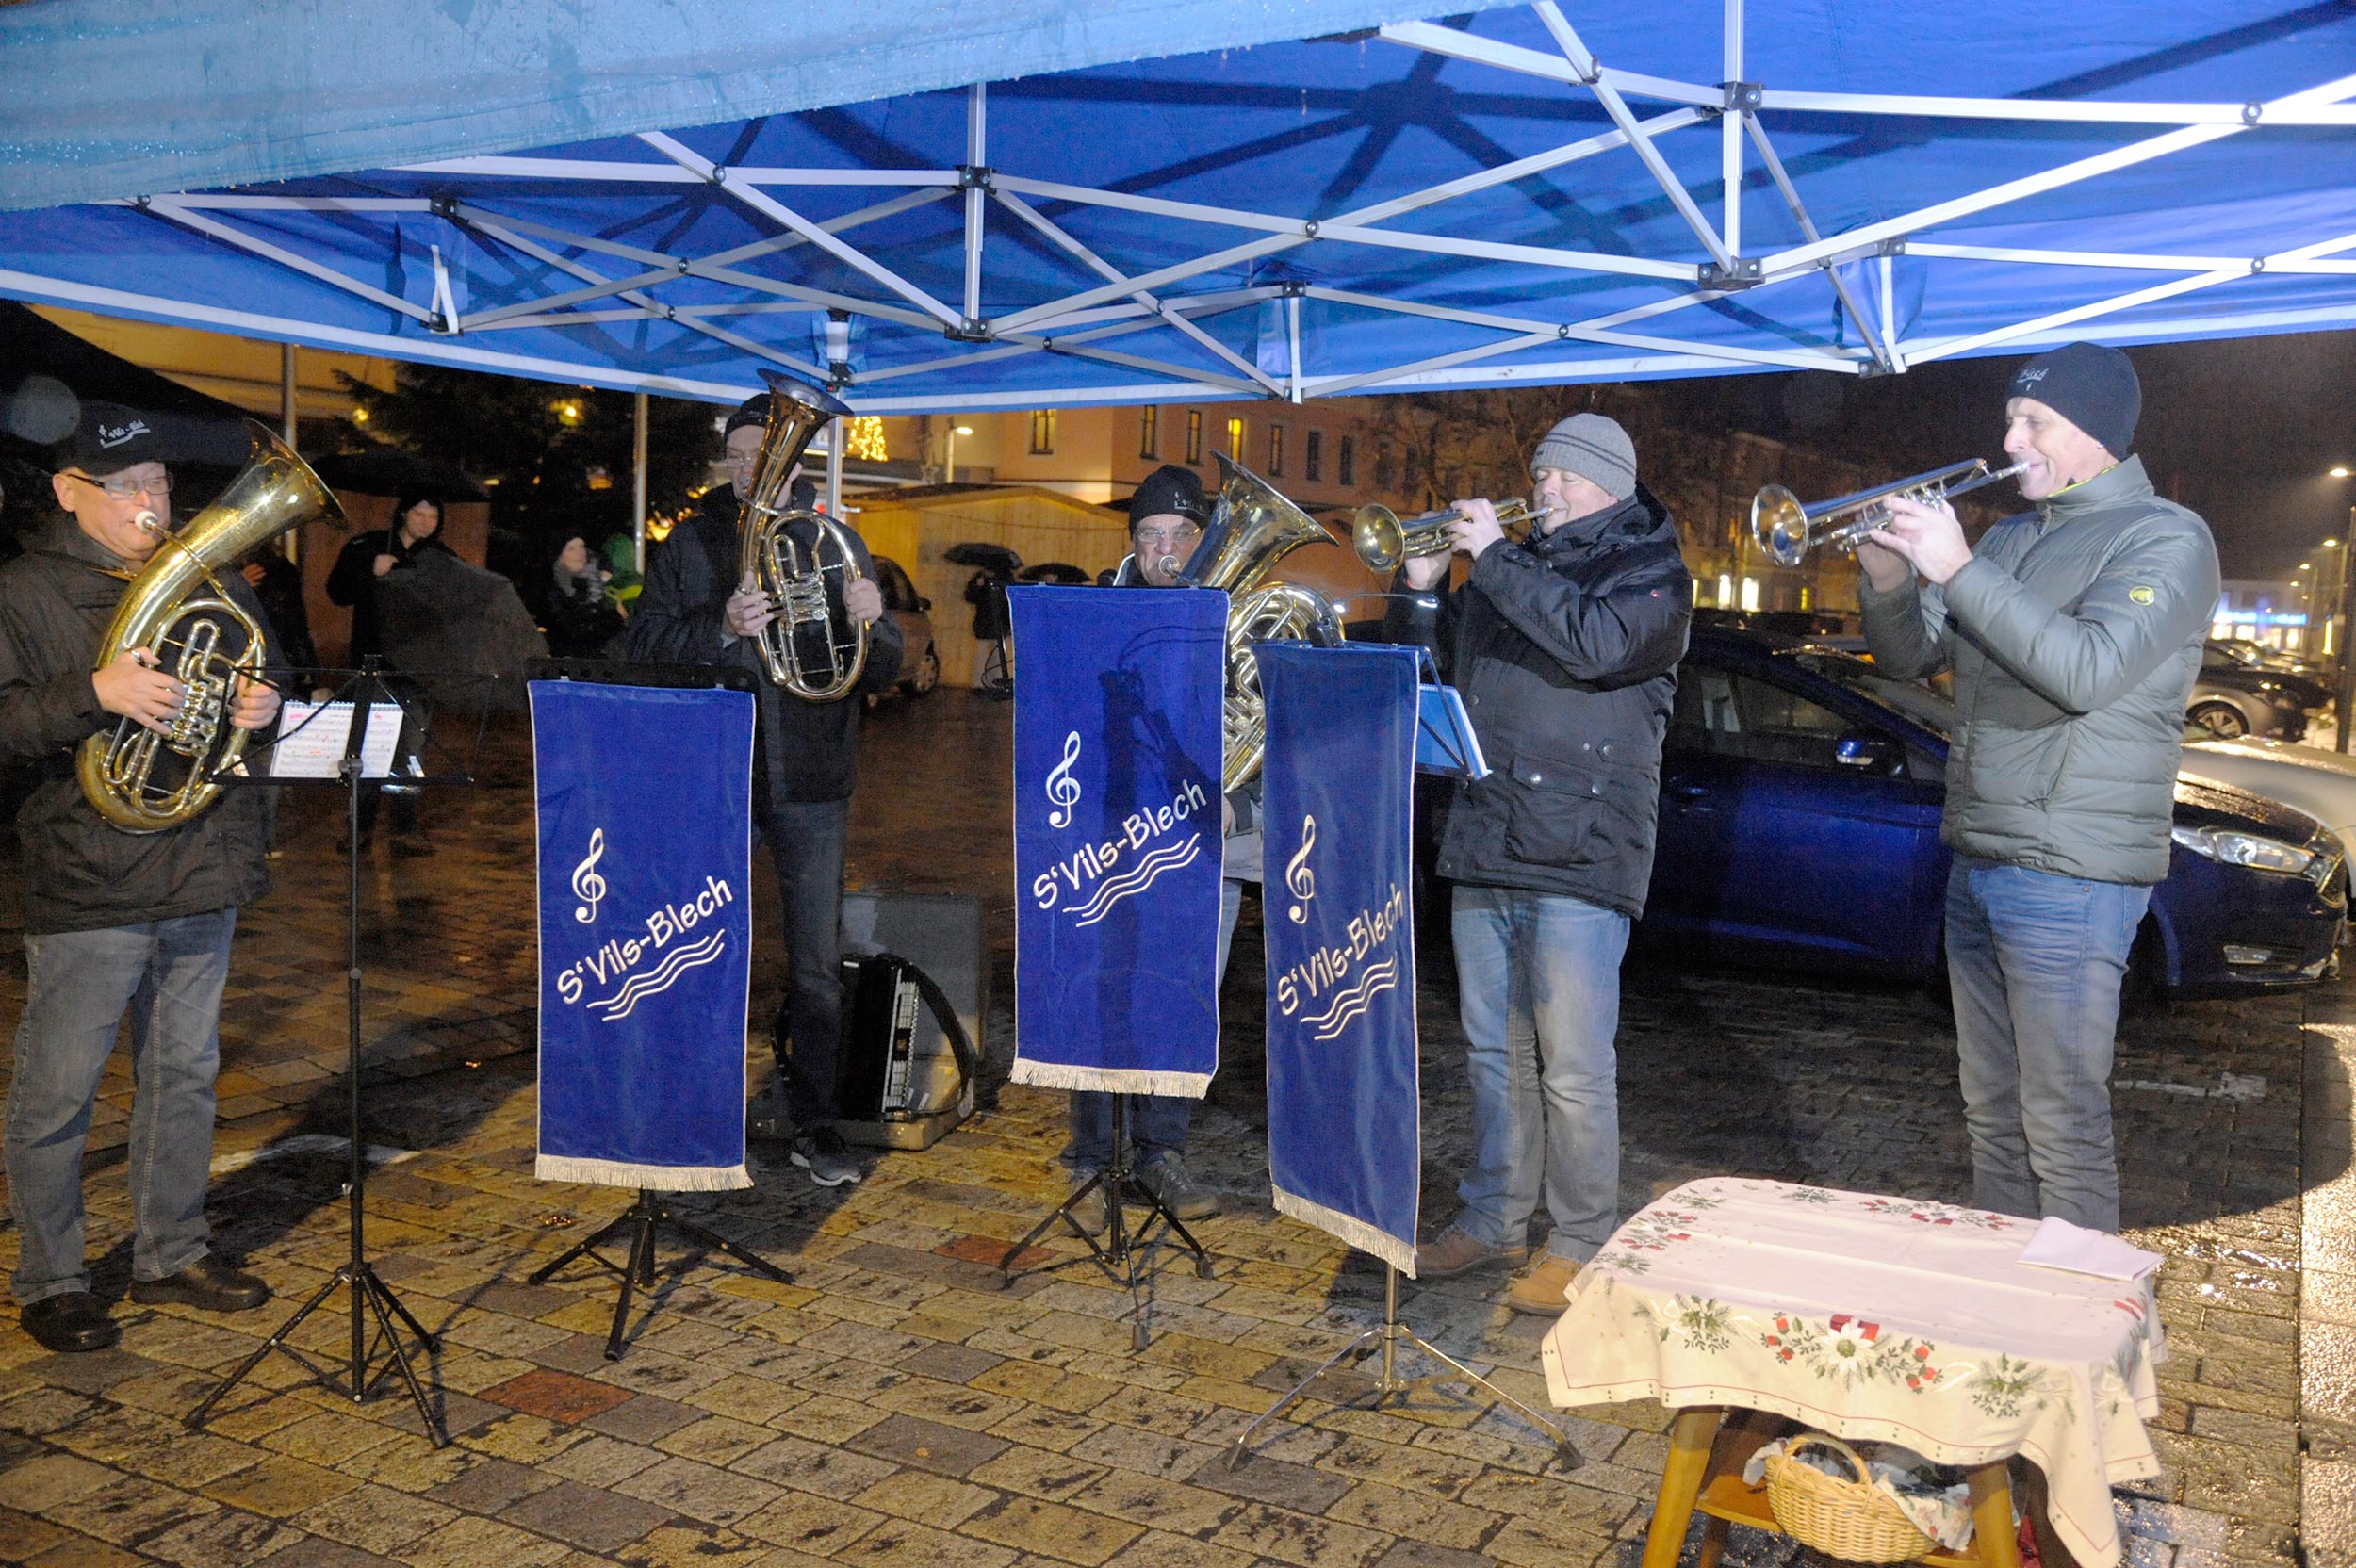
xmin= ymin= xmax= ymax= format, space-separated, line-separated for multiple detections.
xmin=1531 ymin=413 xmax=1636 ymax=500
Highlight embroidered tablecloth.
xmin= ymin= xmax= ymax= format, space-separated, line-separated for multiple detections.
xmin=1539 ymin=1178 xmax=2166 ymax=1568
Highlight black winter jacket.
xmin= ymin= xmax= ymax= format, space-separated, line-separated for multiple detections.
xmin=0 ymin=514 xmax=272 ymax=934
xmin=325 ymin=527 xmax=455 ymax=664
xmin=619 ymin=487 xmax=903 ymax=807
xmin=1384 ymin=486 xmax=1692 ymax=918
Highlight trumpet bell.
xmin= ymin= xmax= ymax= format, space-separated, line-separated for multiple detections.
xmin=1350 ymin=503 xmax=1415 ymax=574
xmin=1751 ymin=484 xmax=1809 ymax=569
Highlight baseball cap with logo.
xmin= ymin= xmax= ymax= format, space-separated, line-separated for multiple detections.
xmin=50 ymin=400 xmax=174 ymax=475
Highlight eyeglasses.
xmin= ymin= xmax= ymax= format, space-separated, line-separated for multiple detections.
xmin=1136 ymin=525 xmax=1202 ymax=547
xmin=66 ymin=470 xmax=172 ymax=500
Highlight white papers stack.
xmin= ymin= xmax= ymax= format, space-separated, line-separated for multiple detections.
xmin=2018 ymin=1216 xmax=2163 ymax=1281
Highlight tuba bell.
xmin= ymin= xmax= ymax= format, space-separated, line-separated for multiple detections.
xmin=79 ymin=421 xmax=346 ymax=833
xmin=735 ymin=369 xmax=871 ymax=701
xmin=1179 ymin=453 xmax=1345 ymax=793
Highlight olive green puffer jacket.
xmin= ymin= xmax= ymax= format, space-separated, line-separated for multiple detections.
xmin=1858 ymin=455 xmax=2219 ymax=886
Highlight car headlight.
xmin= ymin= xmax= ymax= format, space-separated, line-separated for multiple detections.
xmin=2171 ymin=824 xmax=2317 ymax=875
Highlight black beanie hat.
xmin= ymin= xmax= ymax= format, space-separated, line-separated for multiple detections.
xmin=2009 ymin=342 xmax=2140 ymax=458
xmin=1129 ymin=464 xmax=1205 ymax=530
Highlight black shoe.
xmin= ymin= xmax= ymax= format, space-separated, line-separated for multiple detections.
xmin=130 ymin=1257 xmax=270 ymax=1313
xmin=789 ymin=1127 xmax=863 ymax=1188
xmin=22 ymin=1291 xmax=119 ymax=1353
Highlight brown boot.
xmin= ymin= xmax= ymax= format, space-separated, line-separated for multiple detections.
xmin=1505 ymin=1253 xmax=1581 ymax=1315
xmin=1414 ymin=1225 xmax=1527 ymax=1280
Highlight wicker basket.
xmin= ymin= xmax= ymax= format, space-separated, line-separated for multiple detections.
xmin=1760 ymin=1434 xmax=1939 ymax=1564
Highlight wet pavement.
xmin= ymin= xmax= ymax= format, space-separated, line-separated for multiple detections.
xmin=0 ymin=687 xmax=2345 ymax=1568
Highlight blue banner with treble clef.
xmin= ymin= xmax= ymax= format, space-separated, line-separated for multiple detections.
xmin=531 ymin=680 xmax=756 ymax=1190
xmin=1008 ymin=584 xmax=1226 ymax=1096
xmin=1259 ymin=642 xmax=1421 ymax=1274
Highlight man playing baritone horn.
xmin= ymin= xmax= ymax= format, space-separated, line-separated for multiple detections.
xmin=1060 ymin=463 xmax=1252 ymax=1233
xmin=619 ymin=391 xmax=902 ymax=1189
xmin=1858 ymin=342 xmax=2219 ymax=1233
xmin=0 ymin=405 xmax=281 ymax=1354
xmin=1383 ymin=414 xmax=1692 ymax=1315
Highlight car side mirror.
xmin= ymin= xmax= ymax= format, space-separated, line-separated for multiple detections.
xmin=1835 ymin=734 xmax=1902 ymax=773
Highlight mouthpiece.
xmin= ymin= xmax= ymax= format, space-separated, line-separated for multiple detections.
xmin=133 ymin=510 xmax=163 ymax=535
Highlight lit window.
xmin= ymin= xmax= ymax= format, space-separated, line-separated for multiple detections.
xmin=1740 ymin=577 xmax=1760 ymax=612
xmin=1268 ymin=424 xmax=1285 ymax=478
xmin=1139 ymin=406 xmax=1158 ymax=460
xmin=1718 ymin=572 xmax=1734 ymax=606
xmin=1029 ymin=409 xmax=1056 ymax=455
xmin=1305 ymin=430 xmax=1323 ymax=483
xmin=1186 ymin=410 xmax=1203 ymax=464
xmin=1225 ymin=417 xmax=1245 ymax=462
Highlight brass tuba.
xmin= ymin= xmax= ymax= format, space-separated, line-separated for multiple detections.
xmin=735 ymin=370 xmax=869 ymax=700
xmin=1179 ymin=453 xmax=1345 ymax=792
xmin=78 ymin=421 xmax=345 ymax=833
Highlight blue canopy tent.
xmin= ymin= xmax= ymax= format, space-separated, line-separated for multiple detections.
xmin=3 ymin=0 xmax=2356 ymax=416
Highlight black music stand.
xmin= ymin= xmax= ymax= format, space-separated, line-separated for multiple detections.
xmin=188 ymin=660 xmax=495 ymax=1448
xmin=515 ymin=658 xmax=791 ymax=1362
xmin=998 ymin=1096 xmax=1212 ymax=1351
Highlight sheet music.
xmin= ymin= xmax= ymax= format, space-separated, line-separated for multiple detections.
xmin=1415 ymin=683 xmax=1488 ymax=780
xmin=268 ymin=700 xmax=408 ymax=780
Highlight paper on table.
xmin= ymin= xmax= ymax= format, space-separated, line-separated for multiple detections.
xmin=2018 ymin=1215 xmax=2163 ymax=1281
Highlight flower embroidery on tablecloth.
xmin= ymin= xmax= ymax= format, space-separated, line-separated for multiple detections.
xmin=1964 ymin=1353 xmax=2052 ymax=1418
xmin=1657 ymin=1295 xmax=1735 ymax=1353
xmin=1759 ymin=1310 xmax=1942 ymax=1391
xmin=1859 ymin=1197 xmax=2016 ymax=1230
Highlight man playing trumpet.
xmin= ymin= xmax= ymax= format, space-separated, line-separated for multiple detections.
xmin=1383 ymin=413 xmax=1692 ymax=1315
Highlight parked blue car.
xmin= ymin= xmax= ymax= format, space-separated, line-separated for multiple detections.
xmin=1639 ymin=629 xmax=2347 ymax=997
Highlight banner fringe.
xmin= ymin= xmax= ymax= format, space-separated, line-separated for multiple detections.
xmin=1008 ymin=1059 xmax=1211 ymax=1098
xmin=1274 ymin=1187 xmax=1417 ymax=1276
xmin=535 ymin=1155 xmax=751 ymax=1192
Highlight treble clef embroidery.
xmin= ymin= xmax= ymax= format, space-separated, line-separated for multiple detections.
xmin=1286 ymin=813 xmax=1317 ymax=924
xmin=572 ymin=828 xmax=608 ymax=923
xmin=1045 ymin=730 xmax=1083 ymax=828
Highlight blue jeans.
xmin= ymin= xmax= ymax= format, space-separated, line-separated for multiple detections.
xmin=1945 ymin=857 xmax=2151 ymax=1233
xmin=765 ymin=800 xmax=849 ymax=1129
xmin=6 ymin=909 xmax=237 ymax=1304
xmin=1451 ymin=885 xmax=1630 ymax=1263
xmin=1067 ymin=876 xmax=1244 ymax=1172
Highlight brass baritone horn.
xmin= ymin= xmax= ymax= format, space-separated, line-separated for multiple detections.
xmin=1351 ymin=497 xmax=1562 ymax=573
xmin=78 ymin=421 xmax=347 ymax=832
xmin=1750 ymin=458 xmax=2030 ymax=569
xmin=1181 ymin=453 xmax=1346 ymax=793
xmin=736 ymin=370 xmax=871 ymax=701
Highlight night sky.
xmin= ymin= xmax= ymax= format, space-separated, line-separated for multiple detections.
xmin=1643 ymin=330 xmax=2356 ymax=582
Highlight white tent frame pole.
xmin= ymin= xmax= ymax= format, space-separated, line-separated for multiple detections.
xmin=990 ymin=188 xmax=1285 ymax=394
xmin=1532 ymin=4 xmax=1733 ymax=270
xmin=457 ymin=215 xmax=829 ymax=376
xmin=1286 ymin=293 xmax=1304 ymax=404
xmin=1902 ymin=230 xmax=2356 ymax=367
xmin=140 ymin=200 xmax=435 ymax=324
xmin=1740 ymin=112 xmax=1893 ymax=371
xmin=1906 ymin=241 xmax=2356 ymax=274
xmin=1722 ymin=0 xmax=1742 ymax=257
xmin=638 ymin=132 xmax=964 ymax=328
xmin=1375 ymin=20 xmax=1719 ymax=106
xmin=1315 ymin=330 xmax=1571 ymax=398
xmin=1300 ymin=283 xmax=1864 ymax=373
xmin=632 ymin=391 xmax=649 ymax=573
xmin=964 ymin=85 xmax=987 ymax=328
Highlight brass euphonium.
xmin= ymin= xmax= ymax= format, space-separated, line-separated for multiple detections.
xmin=735 ymin=370 xmax=870 ymax=701
xmin=78 ymin=421 xmax=346 ymax=833
xmin=1178 ymin=453 xmax=1345 ymax=792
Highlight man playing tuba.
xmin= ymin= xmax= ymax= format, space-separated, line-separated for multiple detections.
xmin=0 ymin=404 xmax=281 ymax=1353
xmin=620 ymin=389 xmax=902 ymax=1189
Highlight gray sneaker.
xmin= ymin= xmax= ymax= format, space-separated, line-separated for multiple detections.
xmin=1067 ymin=1172 xmax=1108 ymax=1236
xmin=790 ymin=1128 xmax=862 ymax=1188
xmin=1137 ymin=1154 xmax=1220 ymax=1221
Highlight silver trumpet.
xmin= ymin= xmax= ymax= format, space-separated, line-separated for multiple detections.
xmin=1751 ymin=458 xmax=2030 ymax=569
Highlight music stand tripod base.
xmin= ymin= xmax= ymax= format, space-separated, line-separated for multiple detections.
xmin=997 ymin=1099 xmax=1211 ymax=1351
xmin=531 ymin=1188 xmax=791 ymax=1362
xmin=1228 ymin=1265 xmax=1579 ymax=1472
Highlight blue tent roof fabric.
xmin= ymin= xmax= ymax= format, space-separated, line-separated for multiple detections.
xmin=3 ymin=1 xmax=2354 ymax=411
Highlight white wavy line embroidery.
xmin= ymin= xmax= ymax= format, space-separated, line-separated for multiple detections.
xmin=1302 ymin=957 xmax=1399 ymax=1041
xmin=587 ymin=931 xmax=728 ymax=1022
xmin=1071 ymin=834 xmax=1203 ymax=927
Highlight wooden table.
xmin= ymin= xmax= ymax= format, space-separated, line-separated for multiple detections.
xmin=1540 ymin=1179 xmax=2165 ymax=1568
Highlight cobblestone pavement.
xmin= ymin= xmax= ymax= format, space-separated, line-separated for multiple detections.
xmin=0 ymin=691 xmax=2341 ymax=1568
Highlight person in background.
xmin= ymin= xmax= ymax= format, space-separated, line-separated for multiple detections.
xmin=324 ymin=495 xmax=450 ymax=853
xmin=1384 ymin=413 xmax=1693 ymax=1315
xmin=1857 ymin=342 xmax=2220 ymax=1233
xmin=546 ymin=534 xmax=623 ymax=656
